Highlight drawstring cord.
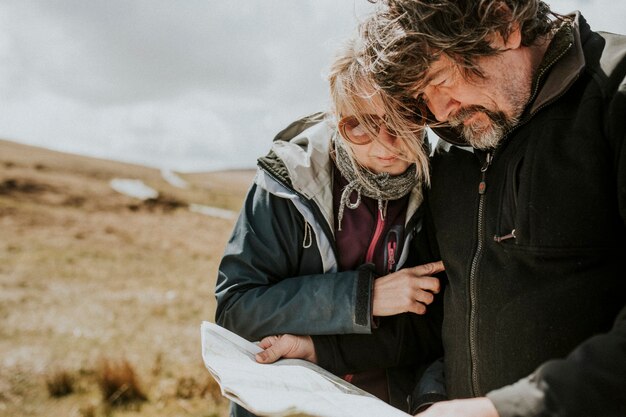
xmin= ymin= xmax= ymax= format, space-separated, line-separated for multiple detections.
xmin=302 ymin=219 xmax=312 ymax=248
xmin=337 ymin=182 xmax=389 ymax=231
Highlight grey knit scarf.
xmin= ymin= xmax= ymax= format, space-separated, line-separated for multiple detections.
xmin=333 ymin=136 xmax=419 ymax=231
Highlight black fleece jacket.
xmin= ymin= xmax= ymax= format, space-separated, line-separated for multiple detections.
xmin=314 ymin=14 xmax=626 ymax=417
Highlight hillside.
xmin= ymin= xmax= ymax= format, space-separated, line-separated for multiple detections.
xmin=0 ymin=139 xmax=255 ymax=417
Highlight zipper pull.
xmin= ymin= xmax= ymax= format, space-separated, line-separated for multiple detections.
xmin=481 ymin=152 xmax=493 ymax=172
xmin=494 ymin=229 xmax=516 ymax=242
xmin=383 ymin=225 xmax=404 ymax=273
xmin=478 ymin=152 xmax=492 ymax=195
xmin=478 ymin=180 xmax=487 ymax=194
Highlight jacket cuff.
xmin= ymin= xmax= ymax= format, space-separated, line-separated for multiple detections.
xmin=311 ymin=334 xmax=345 ymax=375
xmin=409 ymin=358 xmax=447 ymax=414
xmin=354 ymin=264 xmax=375 ymax=330
xmin=486 ymin=375 xmax=547 ymax=417
xmin=411 ymin=393 xmax=448 ymax=414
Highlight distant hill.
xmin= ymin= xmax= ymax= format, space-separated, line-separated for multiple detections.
xmin=0 ymin=138 xmax=256 ymax=417
xmin=0 ymin=138 xmax=255 ymax=213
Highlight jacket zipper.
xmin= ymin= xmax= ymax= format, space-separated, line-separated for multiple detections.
xmin=365 ymin=210 xmax=385 ymax=263
xmin=469 ymin=151 xmax=492 ymax=396
xmin=384 ymin=225 xmax=403 ymax=274
xmin=466 ymin=61 xmax=572 ymax=392
xmin=466 ymin=30 xmax=578 ymax=396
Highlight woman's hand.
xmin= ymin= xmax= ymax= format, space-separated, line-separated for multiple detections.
xmin=373 ymin=261 xmax=444 ymax=316
xmin=255 ymin=334 xmax=317 ymax=364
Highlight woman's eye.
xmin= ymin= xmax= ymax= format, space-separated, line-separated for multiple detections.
xmin=350 ymin=124 xmax=367 ymax=137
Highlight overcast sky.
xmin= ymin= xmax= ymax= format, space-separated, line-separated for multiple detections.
xmin=0 ymin=1 xmax=624 ymax=172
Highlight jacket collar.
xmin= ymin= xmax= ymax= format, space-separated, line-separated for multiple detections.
xmin=527 ymin=12 xmax=585 ymax=116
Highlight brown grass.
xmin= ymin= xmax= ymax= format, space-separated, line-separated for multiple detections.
xmin=96 ymin=358 xmax=147 ymax=406
xmin=45 ymin=369 xmax=75 ymax=398
xmin=201 ymin=377 xmax=225 ymax=403
xmin=0 ymin=139 xmax=254 ymax=417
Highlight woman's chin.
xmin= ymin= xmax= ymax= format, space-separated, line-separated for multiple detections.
xmin=367 ymin=159 xmax=410 ymax=175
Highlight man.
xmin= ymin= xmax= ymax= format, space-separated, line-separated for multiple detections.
xmin=256 ymin=1 xmax=626 ymax=416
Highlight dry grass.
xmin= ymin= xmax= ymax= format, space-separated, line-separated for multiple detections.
xmin=0 ymin=139 xmax=253 ymax=417
xmin=96 ymin=358 xmax=147 ymax=406
xmin=45 ymin=369 xmax=75 ymax=398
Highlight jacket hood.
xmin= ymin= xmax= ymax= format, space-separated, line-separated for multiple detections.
xmin=256 ymin=112 xmax=337 ymax=228
xmin=258 ymin=112 xmax=335 ymax=198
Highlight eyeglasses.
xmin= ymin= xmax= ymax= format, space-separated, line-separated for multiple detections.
xmin=338 ymin=114 xmax=396 ymax=145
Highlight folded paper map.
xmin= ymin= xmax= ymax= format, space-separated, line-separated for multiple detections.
xmin=200 ymin=321 xmax=411 ymax=417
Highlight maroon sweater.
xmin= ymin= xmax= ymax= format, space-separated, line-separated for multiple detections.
xmin=332 ymin=165 xmax=410 ymax=401
xmin=333 ymin=166 xmax=409 ymax=276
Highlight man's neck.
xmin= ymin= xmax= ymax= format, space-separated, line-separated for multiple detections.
xmin=528 ymin=32 xmax=554 ymax=80
xmin=524 ymin=21 xmax=576 ymax=115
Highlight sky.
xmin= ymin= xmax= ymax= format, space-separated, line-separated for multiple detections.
xmin=0 ymin=1 xmax=624 ymax=172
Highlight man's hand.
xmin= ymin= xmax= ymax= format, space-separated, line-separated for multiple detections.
xmin=373 ymin=261 xmax=444 ymax=316
xmin=255 ymin=334 xmax=317 ymax=364
xmin=416 ymin=398 xmax=499 ymax=417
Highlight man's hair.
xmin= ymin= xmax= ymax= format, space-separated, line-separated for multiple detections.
xmin=362 ymin=0 xmax=556 ymax=97
xmin=327 ymin=34 xmax=431 ymax=185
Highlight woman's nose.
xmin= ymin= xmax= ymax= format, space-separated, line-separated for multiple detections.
xmin=377 ymin=124 xmax=396 ymax=145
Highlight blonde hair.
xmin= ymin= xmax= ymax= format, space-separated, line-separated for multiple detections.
xmin=327 ymin=34 xmax=431 ymax=186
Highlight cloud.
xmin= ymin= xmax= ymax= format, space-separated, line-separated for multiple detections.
xmin=0 ymin=90 xmax=252 ymax=171
xmin=1 ymin=0 xmax=371 ymax=106
xmin=0 ymin=0 xmax=622 ymax=172
xmin=0 ymin=1 xmax=377 ymax=171
xmin=2 ymin=1 xmax=274 ymax=105
xmin=549 ymin=0 xmax=626 ymax=33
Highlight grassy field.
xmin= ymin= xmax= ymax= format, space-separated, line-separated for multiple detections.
xmin=0 ymin=139 xmax=255 ymax=417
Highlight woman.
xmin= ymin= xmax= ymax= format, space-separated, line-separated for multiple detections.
xmin=215 ymin=37 xmax=444 ymax=416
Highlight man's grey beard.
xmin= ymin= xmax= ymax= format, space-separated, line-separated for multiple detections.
xmin=448 ymin=106 xmax=519 ymax=150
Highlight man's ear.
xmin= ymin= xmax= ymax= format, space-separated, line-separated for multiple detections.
xmin=486 ymin=1 xmax=522 ymax=51
xmin=501 ymin=22 xmax=522 ymax=50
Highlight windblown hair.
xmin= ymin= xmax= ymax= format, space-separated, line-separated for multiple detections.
xmin=362 ymin=0 xmax=557 ymax=97
xmin=327 ymin=35 xmax=431 ymax=185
